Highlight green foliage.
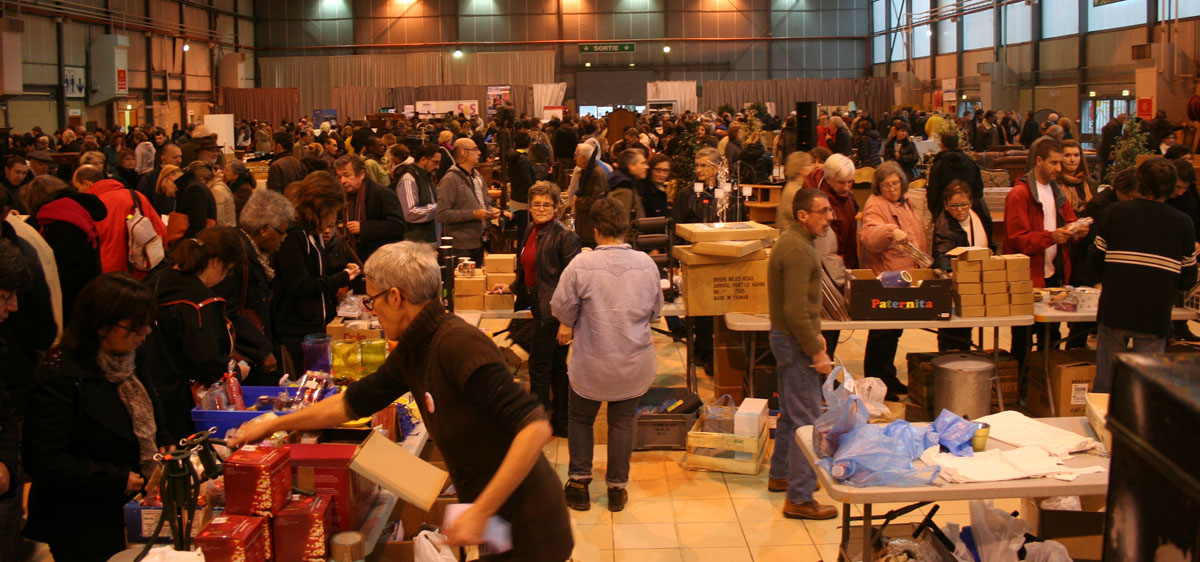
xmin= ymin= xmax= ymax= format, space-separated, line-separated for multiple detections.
xmin=747 ymin=102 xmax=769 ymax=119
xmin=1105 ymin=120 xmax=1153 ymax=183
xmin=666 ymin=124 xmax=701 ymax=201
xmin=716 ymin=103 xmax=736 ymax=117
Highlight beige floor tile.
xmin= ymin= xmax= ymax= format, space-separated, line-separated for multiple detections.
xmin=676 ymin=521 xmax=749 ymax=548
xmin=725 ymin=476 xmax=772 ymax=499
xmin=612 ymin=523 xmax=681 ymax=549
xmin=576 ymin=523 xmax=615 ymax=550
xmin=679 ymin=546 xmax=755 ymax=562
xmin=802 ymin=518 xmax=846 ymax=545
xmin=672 ymin=499 xmax=739 ymax=523
xmin=614 ymin=548 xmax=683 ymax=562
xmin=597 ymin=551 xmax=615 ymax=562
xmin=666 ymin=461 xmax=726 ymax=481
xmin=749 ymin=544 xmax=823 ymax=562
xmin=627 ymin=478 xmax=674 ymax=500
xmin=630 ymin=461 xmax=669 ymax=481
xmin=570 ymin=502 xmax=615 ymax=525
xmin=633 ymin=449 xmax=688 ymax=463
xmin=740 ymin=520 xmax=816 ymax=547
xmin=614 ymin=499 xmax=676 ymax=524
xmin=668 ymin=477 xmax=730 ymax=500
xmin=732 ymin=497 xmax=785 ymax=522
xmin=815 ymin=542 xmax=842 ymax=561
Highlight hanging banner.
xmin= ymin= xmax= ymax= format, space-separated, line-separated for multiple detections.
xmin=487 ymin=85 xmax=512 ymax=116
xmin=1136 ymin=98 xmax=1153 ymax=120
xmin=116 ymin=68 xmax=128 ymax=96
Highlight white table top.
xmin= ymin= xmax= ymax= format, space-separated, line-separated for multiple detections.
xmin=455 ymin=311 xmax=482 ymax=327
xmin=464 ymin=301 xmax=686 ymax=320
xmin=1033 ymin=302 xmax=1198 ymax=323
xmin=796 ymin=416 xmax=1110 ymax=504
xmin=723 ymin=312 xmax=1035 ymax=332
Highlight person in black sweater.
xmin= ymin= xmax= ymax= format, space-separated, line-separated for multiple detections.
xmin=883 ymin=123 xmax=921 ymax=180
xmin=25 ymin=176 xmax=107 ymax=325
xmin=273 ymin=172 xmax=360 ymax=374
xmin=143 ymin=227 xmax=245 ymax=441
xmin=174 ymin=161 xmax=218 ymax=242
xmin=23 ymin=273 xmax=171 ymax=562
xmin=0 ymin=240 xmax=32 ymax=562
xmin=0 ymin=188 xmax=57 ymax=414
xmin=333 ymin=154 xmax=406 ymax=262
xmin=642 ymin=154 xmax=672 ymax=218
xmin=1090 ymin=158 xmax=1197 ymax=393
xmin=1167 ymin=158 xmax=1200 ymax=341
xmin=926 ymin=132 xmax=994 ymax=235
xmin=932 ymin=181 xmax=994 ymax=352
xmin=112 ymin=148 xmax=140 ymax=192
xmin=508 ymin=132 xmax=538 ymax=238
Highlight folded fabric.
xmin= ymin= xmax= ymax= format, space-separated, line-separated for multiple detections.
xmin=975 ymin=410 xmax=1097 ymax=458
xmin=920 ymin=446 xmax=1106 ymax=483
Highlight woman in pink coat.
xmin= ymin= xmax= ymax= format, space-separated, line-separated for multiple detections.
xmin=858 ymin=161 xmax=928 ymax=398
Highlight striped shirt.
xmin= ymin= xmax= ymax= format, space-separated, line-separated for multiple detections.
xmin=1090 ymin=199 xmax=1197 ymax=337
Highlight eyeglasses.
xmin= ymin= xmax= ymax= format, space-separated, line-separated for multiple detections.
xmin=362 ymin=289 xmax=390 ymax=312
xmin=530 ymin=203 xmax=556 ymax=210
xmin=880 ymin=181 xmax=903 ymax=191
xmin=946 ymin=203 xmax=971 ymax=210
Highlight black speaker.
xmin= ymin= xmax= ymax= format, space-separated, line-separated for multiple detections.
xmin=795 ymin=101 xmax=817 ymax=152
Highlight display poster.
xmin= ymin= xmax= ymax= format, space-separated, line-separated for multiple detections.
xmin=542 ymin=106 xmax=566 ymax=122
xmin=1136 ymin=98 xmax=1153 ymax=120
xmin=312 ymin=109 xmax=338 ymax=125
xmin=487 ymin=85 xmax=512 ymax=116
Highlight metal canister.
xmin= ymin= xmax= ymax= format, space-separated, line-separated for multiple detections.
xmin=932 ymin=353 xmax=995 ymax=420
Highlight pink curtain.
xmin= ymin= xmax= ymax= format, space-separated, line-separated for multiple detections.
xmin=221 ymin=88 xmax=300 ymax=126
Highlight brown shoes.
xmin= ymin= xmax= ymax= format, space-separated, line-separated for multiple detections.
xmin=767 ymin=478 xmax=820 ymax=493
xmin=782 ymin=500 xmax=838 ymax=520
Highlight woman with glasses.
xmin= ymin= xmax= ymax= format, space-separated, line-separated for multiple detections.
xmin=858 ymin=162 xmax=928 ymax=399
xmin=932 ymin=180 xmax=993 ymax=351
xmin=143 ymin=226 xmax=246 ymax=441
xmin=492 ymin=182 xmax=580 ymax=436
xmin=214 ymin=190 xmax=296 ymax=385
xmin=24 ymin=273 xmax=173 ymax=562
xmin=643 ymin=154 xmax=672 ymax=218
xmin=273 ymin=172 xmax=360 ymax=376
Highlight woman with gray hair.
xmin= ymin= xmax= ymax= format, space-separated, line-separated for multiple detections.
xmin=829 ymin=116 xmax=853 ymax=157
xmin=214 ymin=189 xmax=295 ymax=384
xmin=230 ymin=241 xmax=574 ymax=560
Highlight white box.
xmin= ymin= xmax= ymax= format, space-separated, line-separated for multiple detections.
xmin=734 ymin=398 xmax=769 ymax=437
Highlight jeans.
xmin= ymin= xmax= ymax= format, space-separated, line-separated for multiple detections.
xmin=567 ymin=389 xmax=640 ymax=488
xmin=1094 ymin=324 xmax=1165 ymax=393
xmin=529 ymin=304 xmax=570 ymax=432
xmin=863 ymin=329 xmax=903 ymax=387
xmin=768 ymin=329 xmax=822 ymax=504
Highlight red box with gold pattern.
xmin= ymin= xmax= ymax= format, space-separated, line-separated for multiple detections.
xmin=195 ymin=515 xmax=268 ymax=562
xmin=224 ymin=445 xmax=292 ymax=516
xmin=285 ymin=444 xmax=377 ymax=533
xmin=273 ymin=494 xmax=333 ymax=562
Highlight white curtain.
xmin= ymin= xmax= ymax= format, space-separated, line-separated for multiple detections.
xmin=646 ymin=81 xmax=698 ymax=113
xmin=532 ymin=83 xmax=567 ymax=117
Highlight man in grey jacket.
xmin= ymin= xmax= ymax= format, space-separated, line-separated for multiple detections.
xmin=435 ymin=138 xmax=502 ymax=263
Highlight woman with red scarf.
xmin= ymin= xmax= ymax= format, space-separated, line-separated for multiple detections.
xmin=25 ymin=175 xmax=107 ymax=325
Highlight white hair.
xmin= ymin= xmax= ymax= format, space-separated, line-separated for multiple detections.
xmin=363 ymin=241 xmax=443 ymax=304
xmin=823 ymin=153 xmax=855 ymax=182
xmin=575 ymin=142 xmax=596 ymax=159
xmin=240 ymin=189 xmax=296 ymax=233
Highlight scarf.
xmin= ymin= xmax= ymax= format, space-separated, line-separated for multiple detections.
xmin=243 ymin=229 xmax=275 ymax=280
xmin=37 ymin=197 xmax=100 ymax=248
xmin=97 ymin=350 xmax=159 ymax=478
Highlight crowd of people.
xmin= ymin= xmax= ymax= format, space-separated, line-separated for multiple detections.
xmin=0 ymin=100 xmax=1196 ymax=558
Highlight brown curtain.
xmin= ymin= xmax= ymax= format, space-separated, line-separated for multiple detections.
xmin=221 ymin=87 xmax=300 ymax=126
xmin=332 ymin=87 xmax=396 ymax=122
xmin=701 ymin=78 xmax=893 ymax=118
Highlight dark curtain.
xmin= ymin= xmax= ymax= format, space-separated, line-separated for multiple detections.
xmin=701 ymin=78 xmax=894 ymax=118
xmin=221 ymin=88 xmax=300 ymax=126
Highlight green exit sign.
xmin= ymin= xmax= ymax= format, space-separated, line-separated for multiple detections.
xmin=579 ymin=43 xmax=636 ymax=54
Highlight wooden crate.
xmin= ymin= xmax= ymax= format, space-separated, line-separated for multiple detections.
xmin=684 ymin=416 xmax=767 ymax=475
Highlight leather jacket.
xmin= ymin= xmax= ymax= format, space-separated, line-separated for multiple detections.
xmin=512 ymin=220 xmax=581 ymax=325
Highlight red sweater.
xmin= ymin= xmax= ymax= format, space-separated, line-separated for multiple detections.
xmin=1004 ymin=175 xmax=1078 ymax=287
xmin=90 ymin=179 xmax=168 ymax=279
xmin=804 ymin=168 xmax=859 ymax=269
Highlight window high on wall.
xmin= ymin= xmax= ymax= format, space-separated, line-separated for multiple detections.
xmin=1088 ymin=0 xmax=1147 ymax=31
xmin=936 ymin=0 xmax=957 ymax=54
xmin=1042 ymin=0 xmax=1079 ymax=38
xmin=1160 ymin=0 xmax=1200 ymax=19
xmin=913 ymin=0 xmax=931 ymax=57
xmin=1005 ymin=1 xmax=1031 ymax=44
xmin=873 ymin=0 xmax=887 ymax=63
xmin=963 ymin=6 xmax=994 ymax=50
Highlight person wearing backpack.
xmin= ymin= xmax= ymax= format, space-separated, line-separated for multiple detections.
xmin=74 ymin=165 xmax=167 ymax=279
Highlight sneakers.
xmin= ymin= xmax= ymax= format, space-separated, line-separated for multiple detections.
xmin=564 ymin=479 xmax=591 ymax=511
xmin=607 ymin=487 xmax=628 ymax=512
xmin=782 ymin=500 xmax=838 ymax=520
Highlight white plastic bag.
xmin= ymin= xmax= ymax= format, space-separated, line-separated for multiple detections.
xmin=1040 ymin=496 xmax=1082 ymax=511
xmin=1023 ymin=540 xmax=1073 ymax=562
xmin=414 ymin=530 xmax=457 ymax=562
xmin=845 ymin=375 xmax=890 ymax=418
xmin=968 ymin=499 xmax=1029 ymax=562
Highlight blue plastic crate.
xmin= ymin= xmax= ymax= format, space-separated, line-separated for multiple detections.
xmin=190 ymin=386 xmax=299 ymax=438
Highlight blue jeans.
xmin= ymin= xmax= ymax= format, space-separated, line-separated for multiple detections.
xmin=768 ymin=329 xmax=822 ymax=504
xmin=567 ymin=388 xmax=640 ymax=488
xmin=1094 ymin=324 xmax=1165 ymax=393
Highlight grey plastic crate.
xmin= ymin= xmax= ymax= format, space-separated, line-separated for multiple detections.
xmin=632 ymin=387 xmax=700 ymax=450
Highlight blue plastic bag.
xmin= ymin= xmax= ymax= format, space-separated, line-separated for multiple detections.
xmin=812 ymin=367 xmax=869 ymax=458
xmin=815 ymin=423 xmax=940 ymax=487
xmin=932 ymin=409 xmax=977 ymax=457
xmin=882 ymin=419 xmax=940 ymax=459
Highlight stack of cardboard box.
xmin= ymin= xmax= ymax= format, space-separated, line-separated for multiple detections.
xmin=1001 ymin=254 xmax=1035 ymax=315
xmin=949 ymin=248 xmax=1034 ymax=318
xmin=672 ymin=222 xmax=776 ymax=317
xmin=948 ymin=246 xmax=989 ymax=318
xmin=484 ymin=254 xmax=517 ymax=311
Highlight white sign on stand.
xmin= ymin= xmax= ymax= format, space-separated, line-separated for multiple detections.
xmin=203 ymin=114 xmax=236 ymax=154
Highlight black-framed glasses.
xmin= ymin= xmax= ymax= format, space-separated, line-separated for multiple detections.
xmin=362 ymin=289 xmax=390 ymax=312
xmin=114 ymin=322 xmax=150 ymax=335
xmin=530 ymin=203 xmax=556 ymax=210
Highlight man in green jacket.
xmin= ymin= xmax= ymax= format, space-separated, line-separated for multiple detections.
xmin=766 ymin=187 xmax=838 ymax=520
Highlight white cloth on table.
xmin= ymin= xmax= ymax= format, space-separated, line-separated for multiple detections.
xmin=920 ymin=446 xmax=1105 ymax=484
xmin=975 ymin=410 xmax=1097 ymax=458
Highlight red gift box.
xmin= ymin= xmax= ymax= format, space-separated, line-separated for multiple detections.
xmin=224 ymin=446 xmax=292 ymax=516
xmin=195 ymin=515 xmax=268 ymax=562
xmin=285 ymin=444 xmax=377 ymax=533
xmin=273 ymin=494 xmax=333 ymax=562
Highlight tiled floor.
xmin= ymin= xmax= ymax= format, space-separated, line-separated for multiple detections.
xmin=482 ymin=317 xmax=1036 ymax=562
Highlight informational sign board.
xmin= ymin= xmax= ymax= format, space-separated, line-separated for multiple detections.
xmin=116 ymin=68 xmax=128 ymax=95
xmin=579 ymin=43 xmax=635 ymax=53
xmin=542 ymin=106 xmax=566 ymax=122
xmin=1136 ymin=98 xmax=1153 ymax=120
xmin=417 ymin=100 xmax=480 ymax=117
xmin=64 ymin=66 xmax=86 ymax=98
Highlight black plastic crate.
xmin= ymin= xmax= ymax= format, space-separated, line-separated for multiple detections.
xmin=633 ymin=387 xmax=700 ymax=451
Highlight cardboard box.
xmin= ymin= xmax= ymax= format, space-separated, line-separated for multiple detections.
xmin=986 ymin=304 xmax=1011 ymax=317
xmin=484 ymin=253 xmax=517 ymax=272
xmin=846 ymin=269 xmax=952 ymax=321
xmin=983 ymin=281 xmax=1008 ymax=294
xmin=956 ymin=282 xmax=982 ymax=295
xmin=1007 ymin=269 xmax=1031 ymax=282
xmin=368 ymin=498 xmax=457 ymax=562
xmin=982 ymin=270 xmax=1007 ymax=283
xmin=1011 ymin=292 xmax=1035 ymax=306
xmin=287 ymin=443 xmax=379 ymax=533
xmin=274 ymin=494 xmax=333 ymax=562
xmin=734 ymin=398 xmax=769 ymax=437
xmin=125 ymin=502 xmax=222 ymax=543
xmin=957 ymin=305 xmax=986 ymax=318
xmin=985 ymin=293 xmax=1009 ymax=307
xmin=1026 ymin=349 xmax=1097 ymax=417
xmin=982 ymin=256 xmax=1006 ymax=271
xmin=327 ymin=317 xmax=385 ymax=342
xmin=1011 ymin=302 xmax=1034 ymax=315
xmin=454 ymin=274 xmax=486 ymax=296
xmin=952 ymin=259 xmax=981 ymax=273
xmin=955 ymin=293 xmax=985 ymax=308
xmin=485 ymin=272 xmax=516 ymax=290
xmin=224 ymin=446 xmax=292 ymax=517
xmin=682 ymin=258 xmax=769 ymax=316
xmin=350 ymin=431 xmax=449 ymax=512
xmin=675 ymin=221 xmax=777 ymax=243
xmin=1008 ymin=280 xmax=1034 ymax=295
xmin=674 ymin=244 xmax=768 ymax=265
xmin=1001 ymin=254 xmax=1031 ymax=271
xmin=691 ymin=238 xmax=768 ymax=258
xmin=195 ymin=515 xmax=269 ymax=562
xmin=452 ymin=295 xmax=484 ymax=310
xmin=484 ymin=293 xmax=515 ymax=311
xmin=1021 ymin=496 xmax=1106 ymax=562
xmin=954 ymin=271 xmax=981 ymax=284
xmin=947 ymin=246 xmax=991 ymax=261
